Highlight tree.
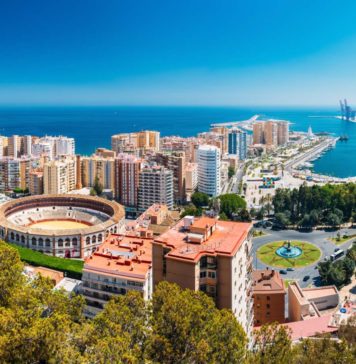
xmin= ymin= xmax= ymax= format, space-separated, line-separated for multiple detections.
xmin=219 ymin=194 xmax=246 ymax=219
xmin=275 ymin=212 xmax=290 ymax=228
xmin=147 ymin=282 xmax=247 ymax=363
xmin=326 ymin=212 xmax=341 ymax=229
xmin=191 ymin=192 xmax=210 ymax=208
xmin=93 ymin=176 xmax=103 ymax=196
xmin=228 ymin=166 xmax=235 ymax=179
xmin=180 ymin=205 xmax=202 ymax=218
xmin=249 ymin=323 xmax=292 ymax=364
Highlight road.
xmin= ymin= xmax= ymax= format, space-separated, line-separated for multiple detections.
xmin=252 ymin=227 xmax=356 ymax=288
xmin=222 ymin=163 xmax=245 ymax=194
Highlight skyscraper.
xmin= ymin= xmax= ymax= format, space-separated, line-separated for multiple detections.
xmin=115 ymin=154 xmax=142 ymax=207
xmin=197 ymin=145 xmax=221 ymax=197
xmin=138 ymin=165 xmax=173 ymax=210
xmin=228 ymin=128 xmax=247 ymax=160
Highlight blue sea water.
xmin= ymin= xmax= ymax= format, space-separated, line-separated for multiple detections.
xmin=0 ymin=106 xmax=354 ymax=178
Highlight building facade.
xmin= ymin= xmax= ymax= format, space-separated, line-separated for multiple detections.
xmin=43 ymin=157 xmax=76 ymax=194
xmin=228 ymin=128 xmax=247 ymax=160
xmin=81 ymin=234 xmax=153 ymax=317
xmin=252 ymin=269 xmax=286 ymax=325
xmin=197 ymin=145 xmax=221 ymax=197
xmin=138 ymin=166 xmax=173 ymax=211
xmin=152 ymin=216 xmax=254 ymax=340
xmin=115 ymin=153 xmax=142 ymax=207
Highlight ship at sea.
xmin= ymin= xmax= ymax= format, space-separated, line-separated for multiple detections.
xmin=339 ymin=99 xmax=356 ymax=122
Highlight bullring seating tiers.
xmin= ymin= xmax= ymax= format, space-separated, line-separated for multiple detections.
xmin=7 ymin=206 xmax=110 ymax=227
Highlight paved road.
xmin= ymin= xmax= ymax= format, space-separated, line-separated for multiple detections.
xmin=252 ymin=227 xmax=356 ymax=288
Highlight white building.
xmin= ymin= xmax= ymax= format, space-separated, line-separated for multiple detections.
xmin=34 ymin=136 xmax=75 ymax=160
xmin=197 ymin=145 xmax=221 ymax=197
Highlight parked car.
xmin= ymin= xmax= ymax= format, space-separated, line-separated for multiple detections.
xmin=303 ymin=275 xmax=310 ymax=282
xmin=287 ymin=268 xmax=294 ymax=272
xmin=280 ymin=269 xmax=287 ymax=275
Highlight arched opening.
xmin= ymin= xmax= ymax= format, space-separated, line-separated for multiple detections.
xmin=21 ymin=235 xmax=25 ymax=243
xmin=98 ymin=234 xmax=103 ymax=242
xmin=65 ymin=238 xmax=70 ymax=247
xmin=38 ymin=238 xmax=44 ymax=247
xmin=10 ymin=232 xmax=14 ymax=240
xmin=45 ymin=238 xmax=51 ymax=247
xmin=92 ymin=235 xmax=96 ymax=243
xmin=86 ymin=236 xmax=91 ymax=245
xmin=31 ymin=237 xmax=37 ymax=246
xmin=72 ymin=237 xmax=78 ymax=246
xmin=58 ymin=239 xmax=63 ymax=247
xmin=15 ymin=234 xmax=20 ymax=242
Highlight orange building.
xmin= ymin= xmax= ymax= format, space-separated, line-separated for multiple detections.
xmin=152 ymin=216 xmax=254 ymax=339
xmin=252 ymin=268 xmax=286 ymax=325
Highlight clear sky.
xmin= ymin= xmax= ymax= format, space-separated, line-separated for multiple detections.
xmin=2 ymin=0 xmax=356 ymax=106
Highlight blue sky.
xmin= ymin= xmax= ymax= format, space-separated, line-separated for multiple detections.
xmin=2 ymin=0 xmax=356 ymax=106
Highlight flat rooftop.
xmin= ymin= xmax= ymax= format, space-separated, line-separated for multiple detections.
xmin=154 ymin=217 xmax=251 ymax=263
xmin=302 ymin=286 xmax=339 ymax=300
xmin=83 ymin=234 xmax=152 ymax=281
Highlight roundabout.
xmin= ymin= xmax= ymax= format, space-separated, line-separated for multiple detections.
xmin=257 ymin=240 xmax=321 ymax=268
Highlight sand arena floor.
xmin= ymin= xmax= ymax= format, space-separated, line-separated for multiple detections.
xmin=30 ymin=220 xmax=91 ymax=230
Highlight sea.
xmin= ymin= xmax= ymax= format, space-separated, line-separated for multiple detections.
xmin=0 ymin=106 xmax=355 ymax=178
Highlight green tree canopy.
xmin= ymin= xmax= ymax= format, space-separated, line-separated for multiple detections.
xmin=219 ymin=193 xmax=246 ymax=219
xmin=191 ymin=191 xmax=210 ymax=208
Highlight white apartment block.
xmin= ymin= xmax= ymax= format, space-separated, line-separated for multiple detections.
xmin=197 ymin=145 xmax=221 ymax=197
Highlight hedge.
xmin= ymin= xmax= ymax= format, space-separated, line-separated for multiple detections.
xmin=7 ymin=242 xmax=84 ymax=279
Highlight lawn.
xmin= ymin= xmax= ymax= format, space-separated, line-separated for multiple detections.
xmin=7 ymin=242 xmax=84 ymax=279
xmin=284 ymin=279 xmax=296 ymax=288
xmin=330 ymin=234 xmax=356 ymax=246
xmin=257 ymin=241 xmax=321 ymax=268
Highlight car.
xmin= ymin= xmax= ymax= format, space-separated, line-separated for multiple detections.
xmin=287 ymin=268 xmax=294 ymax=272
xmin=335 ymin=248 xmax=340 ymax=252
xmin=280 ymin=270 xmax=287 ymax=274
xmin=303 ymin=275 xmax=310 ymax=282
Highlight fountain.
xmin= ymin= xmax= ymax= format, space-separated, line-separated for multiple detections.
xmin=276 ymin=241 xmax=302 ymax=258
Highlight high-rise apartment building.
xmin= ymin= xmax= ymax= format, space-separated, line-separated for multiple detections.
xmin=253 ymin=121 xmax=289 ymax=147
xmin=185 ymin=162 xmax=198 ymax=200
xmin=277 ymin=121 xmax=289 ymax=145
xmin=115 ymin=154 xmax=141 ymax=207
xmin=252 ymin=269 xmax=286 ymax=325
xmin=153 ymin=216 xmax=254 ymax=340
xmin=8 ymin=135 xmax=21 ymax=158
xmin=253 ymin=122 xmax=264 ymax=144
xmin=111 ymin=131 xmax=160 ymax=154
xmin=151 ymin=151 xmax=186 ymax=203
xmin=197 ymin=145 xmax=221 ymax=197
xmin=29 ymin=169 xmax=44 ymax=195
xmin=228 ymin=128 xmax=247 ymax=160
xmin=138 ymin=165 xmax=173 ymax=210
xmin=264 ymin=121 xmax=278 ymax=146
xmin=81 ymin=156 xmax=115 ymax=192
xmin=43 ymin=157 xmax=76 ymax=194
xmin=33 ymin=136 xmax=75 ymax=160
xmin=0 ymin=157 xmax=34 ymax=192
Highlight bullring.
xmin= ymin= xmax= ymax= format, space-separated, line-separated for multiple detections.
xmin=0 ymin=194 xmax=125 ymax=258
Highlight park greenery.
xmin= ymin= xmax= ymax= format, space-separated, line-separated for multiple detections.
xmin=8 ymin=242 xmax=83 ymax=279
xmin=318 ymin=244 xmax=356 ymax=289
xmin=273 ymin=183 xmax=356 ymax=228
xmin=228 ymin=165 xmax=235 ymax=179
xmin=257 ymin=241 xmax=321 ymax=268
xmin=182 ymin=191 xmax=251 ymax=221
xmin=0 ymin=241 xmax=355 ymax=363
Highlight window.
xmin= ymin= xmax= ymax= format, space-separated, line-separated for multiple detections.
xmin=45 ymin=239 xmax=51 ymax=246
xmin=58 ymin=239 xmax=63 ymax=247
xmin=208 ymin=271 xmax=216 ymax=279
xmin=266 ymin=304 xmax=270 ymax=309
xmin=267 ymin=296 xmax=270 ymax=301
xmin=200 ymin=271 xmax=207 ymax=278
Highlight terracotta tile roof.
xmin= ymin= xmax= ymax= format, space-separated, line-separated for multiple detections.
xmin=154 ymin=217 xmax=251 ymax=263
xmin=281 ymin=315 xmax=337 ymax=341
xmin=252 ymin=269 xmax=286 ymax=294
xmin=83 ymin=234 xmax=152 ymax=281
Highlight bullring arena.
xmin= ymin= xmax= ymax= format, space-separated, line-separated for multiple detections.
xmin=0 ymin=194 xmax=125 ymax=258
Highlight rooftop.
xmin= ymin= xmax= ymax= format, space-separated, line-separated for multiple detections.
xmin=281 ymin=315 xmax=337 ymax=341
xmin=83 ymin=234 xmax=152 ymax=281
xmin=252 ymin=269 xmax=286 ymax=294
xmin=154 ymin=217 xmax=251 ymax=263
